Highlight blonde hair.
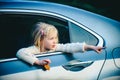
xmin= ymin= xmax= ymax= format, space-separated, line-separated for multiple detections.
xmin=32 ymin=22 xmax=58 ymax=52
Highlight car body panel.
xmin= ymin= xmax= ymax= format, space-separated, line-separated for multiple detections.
xmin=0 ymin=60 xmax=105 ymax=80
xmin=1 ymin=59 xmax=120 ymax=80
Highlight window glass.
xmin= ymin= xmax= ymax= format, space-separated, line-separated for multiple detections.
xmin=69 ymin=22 xmax=98 ymax=45
xmin=0 ymin=13 xmax=69 ymax=59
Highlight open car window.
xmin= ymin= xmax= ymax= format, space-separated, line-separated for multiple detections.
xmin=0 ymin=13 xmax=70 ymax=59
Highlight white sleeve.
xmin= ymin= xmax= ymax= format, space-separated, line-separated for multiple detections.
xmin=16 ymin=48 xmax=39 ymax=65
xmin=55 ymin=42 xmax=86 ymax=53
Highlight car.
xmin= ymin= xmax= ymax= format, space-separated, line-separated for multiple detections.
xmin=0 ymin=0 xmax=120 ymax=80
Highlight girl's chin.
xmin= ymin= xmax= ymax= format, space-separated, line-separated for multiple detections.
xmin=51 ymin=47 xmax=56 ymax=50
xmin=46 ymin=48 xmax=54 ymax=51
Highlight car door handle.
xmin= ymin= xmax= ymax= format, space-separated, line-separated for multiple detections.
xmin=62 ymin=60 xmax=94 ymax=71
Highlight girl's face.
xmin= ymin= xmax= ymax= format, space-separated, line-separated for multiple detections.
xmin=43 ymin=32 xmax=58 ymax=50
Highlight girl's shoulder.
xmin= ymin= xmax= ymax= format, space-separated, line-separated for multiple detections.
xmin=17 ymin=45 xmax=40 ymax=54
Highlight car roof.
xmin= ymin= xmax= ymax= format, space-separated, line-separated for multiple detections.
xmin=0 ymin=0 xmax=116 ymax=21
xmin=0 ymin=0 xmax=119 ymax=31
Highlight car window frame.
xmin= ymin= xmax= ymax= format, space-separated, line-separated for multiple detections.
xmin=0 ymin=9 xmax=104 ymax=62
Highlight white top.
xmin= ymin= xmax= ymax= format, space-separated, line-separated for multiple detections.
xmin=16 ymin=42 xmax=86 ymax=65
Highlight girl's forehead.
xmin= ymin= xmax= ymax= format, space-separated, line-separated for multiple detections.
xmin=47 ymin=32 xmax=57 ymax=37
xmin=46 ymin=28 xmax=57 ymax=34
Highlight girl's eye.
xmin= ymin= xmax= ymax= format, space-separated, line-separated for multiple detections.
xmin=49 ymin=37 xmax=53 ymax=40
xmin=50 ymin=38 xmax=53 ymax=40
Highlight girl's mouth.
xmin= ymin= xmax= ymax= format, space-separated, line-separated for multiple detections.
xmin=52 ymin=45 xmax=55 ymax=48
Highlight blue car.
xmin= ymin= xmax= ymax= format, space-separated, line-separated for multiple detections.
xmin=0 ymin=1 xmax=120 ymax=80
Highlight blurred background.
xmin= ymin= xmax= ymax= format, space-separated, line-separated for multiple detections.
xmin=27 ymin=0 xmax=120 ymax=21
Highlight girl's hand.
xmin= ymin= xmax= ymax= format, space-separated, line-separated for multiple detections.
xmin=34 ymin=59 xmax=51 ymax=66
xmin=40 ymin=59 xmax=51 ymax=65
xmin=93 ymin=46 xmax=105 ymax=53
xmin=84 ymin=44 xmax=105 ymax=53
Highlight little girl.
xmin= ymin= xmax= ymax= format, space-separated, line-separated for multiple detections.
xmin=16 ymin=22 xmax=103 ymax=66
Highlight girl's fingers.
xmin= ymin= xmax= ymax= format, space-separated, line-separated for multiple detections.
xmin=43 ymin=59 xmax=51 ymax=64
xmin=96 ymin=49 xmax=101 ymax=53
xmin=96 ymin=46 xmax=106 ymax=53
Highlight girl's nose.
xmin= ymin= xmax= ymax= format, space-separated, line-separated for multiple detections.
xmin=53 ymin=40 xmax=57 ymax=44
xmin=53 ymin=41 xmax=56 ymax=44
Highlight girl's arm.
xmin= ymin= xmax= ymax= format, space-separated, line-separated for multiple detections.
xmin=55 ymin=42 xmax=86 ymax=53
xmin=55 ymin=42 xmax=103 ymax=53
xmin=16 ymin=47 xmax=51 ymax=66
xmin=16 ymin=48 xmax=39 ymax=65
xmin=84 ymin=44 xmax=103 ymax=53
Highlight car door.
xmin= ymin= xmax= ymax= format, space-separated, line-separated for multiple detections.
xmin=0 ymin=10 xmax=105 ymax=80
